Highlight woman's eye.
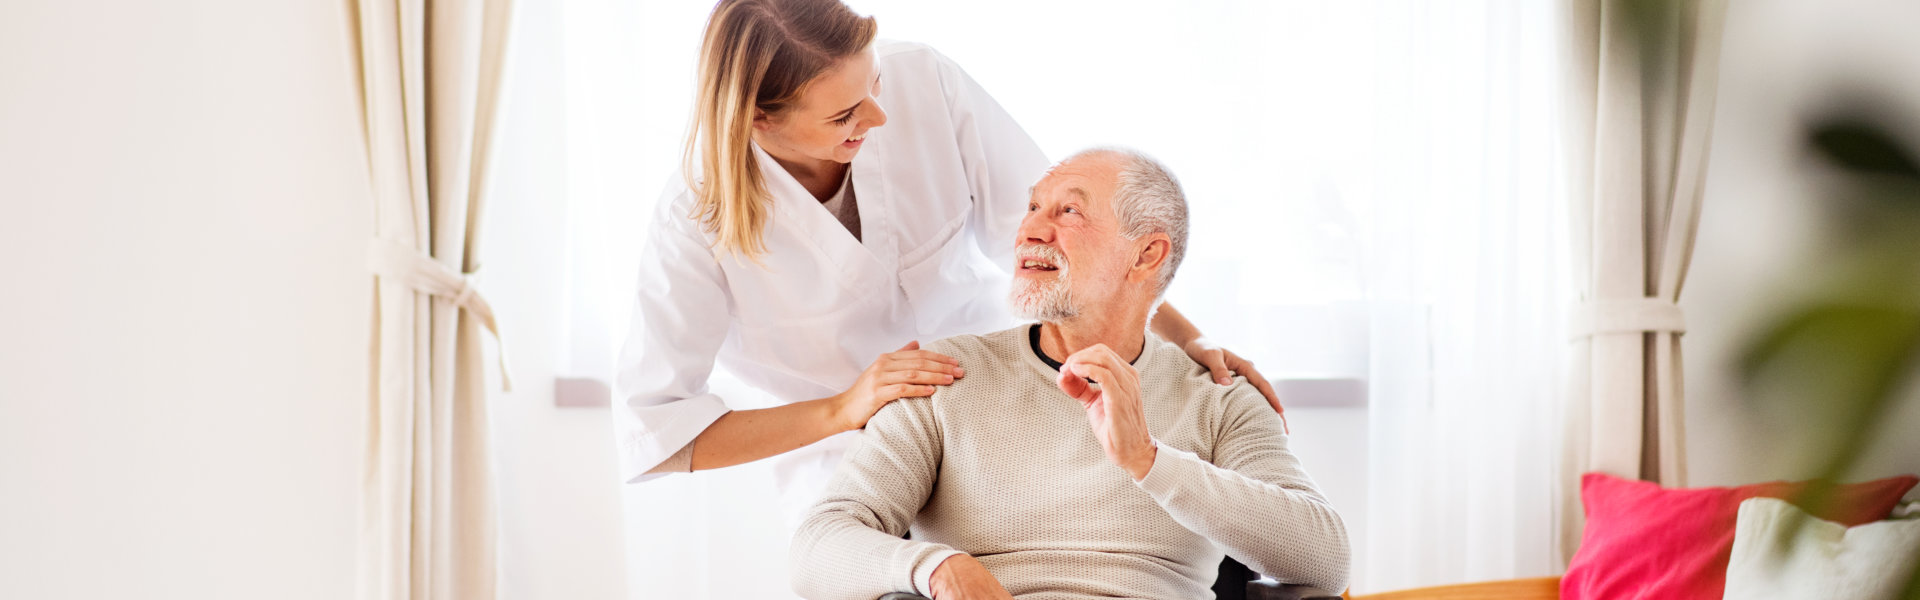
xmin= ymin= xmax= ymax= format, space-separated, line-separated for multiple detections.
xmin=832 ymin=112 xmax=855 ymax=126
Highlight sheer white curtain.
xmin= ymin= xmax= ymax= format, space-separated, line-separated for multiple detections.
xmin=1353 ymin=0 xmax=1568 ymax=593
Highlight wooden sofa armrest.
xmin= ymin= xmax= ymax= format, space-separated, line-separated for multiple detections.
xmin=1346 ymin=576 xmax=1561 ymax=600
xmin=881 ymin=577 xmax=1360 ymax=600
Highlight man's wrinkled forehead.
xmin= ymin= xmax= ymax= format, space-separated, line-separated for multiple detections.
xmin=1029 ymin=156 xmax=1118 ymax=205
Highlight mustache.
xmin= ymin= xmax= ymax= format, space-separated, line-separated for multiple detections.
xmin=1016 ymin=243 xmax=1068 ymax=268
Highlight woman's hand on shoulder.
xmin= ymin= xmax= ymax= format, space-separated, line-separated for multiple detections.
xmin=1181 ymin=337 xmax=1288 ymax=433
xmin=829 ymin=341 xmax=965 ymax=431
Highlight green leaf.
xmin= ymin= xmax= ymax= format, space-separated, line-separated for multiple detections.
xmin=1808 ymin=121 xmax=1920 ymax=179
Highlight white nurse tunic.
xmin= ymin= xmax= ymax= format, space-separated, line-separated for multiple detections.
xmin=613 ymin=40 xmax=1050 ymax=521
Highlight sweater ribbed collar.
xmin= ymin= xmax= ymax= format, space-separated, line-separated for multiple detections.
xmin=1023 ymin=323 xmax=1151 ymax=377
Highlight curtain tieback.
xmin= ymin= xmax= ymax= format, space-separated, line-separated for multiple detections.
xmin=1569 ymin=297 xmax=1686 ymax=339
xmin=368 ymin=238 xmax=514 ymax=391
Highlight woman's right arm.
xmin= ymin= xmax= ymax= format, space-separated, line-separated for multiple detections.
xmin=616 ymin=200 xmax=965 ymax=480
xmin=686 ymin=340 xmax=960 ymax=470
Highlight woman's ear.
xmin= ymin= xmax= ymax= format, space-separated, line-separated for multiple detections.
xmin=751 ymin=107 xmax=774 ymax=133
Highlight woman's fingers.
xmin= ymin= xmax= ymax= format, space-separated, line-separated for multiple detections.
xmin=1181 ymin=339 xmax=1234 ymax=385
xmin=1237 ymin=362 xmax=1282 ymax=410
xmin=882 ymin=368 xmax=957 ymax=385
xmin=1202 ymin=350 xmax=1233 ymax=385
xmin=888 ymin=349 xmax=960 ymax=365
xmin=887 ymin=357 xmax=964 ymax=377
xmin=1245 ymin=369 xmax=1287 ymax=432
xmin=1222 ymin=351 xmax=1287 ymax=432
xmin=879 ymin=383 xmax=937 ymax=401
xmin=879 ymin=343 xmax=960 ymax=369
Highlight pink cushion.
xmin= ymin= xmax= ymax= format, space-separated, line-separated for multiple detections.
xmin=1560 ymin=472 xmax=1917 ymax=600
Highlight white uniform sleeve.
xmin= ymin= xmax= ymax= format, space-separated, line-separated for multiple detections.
xmin=937 ymin=51 xmax=1051 ymax=273
xmin=612 ymin=202 xmax=735 ymax=484
xmin=1133 ymin=384 xmax=1352 ymax=592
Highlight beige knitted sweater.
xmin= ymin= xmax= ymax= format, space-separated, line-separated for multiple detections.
xmin=790 ymin=325 xmax=1350 ymax=599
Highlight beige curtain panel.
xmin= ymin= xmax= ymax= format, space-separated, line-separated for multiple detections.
xmin=1558 ymin=0 xmax=1728 ymax=562
xmin=353 ymin=0 xmax=515 ymax=598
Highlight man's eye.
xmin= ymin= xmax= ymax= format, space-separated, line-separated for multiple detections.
xmin=1028 ymin=204 xmax=1038 ymax=212
xmin=1064 ymin=206 xmax=1079 ymax=214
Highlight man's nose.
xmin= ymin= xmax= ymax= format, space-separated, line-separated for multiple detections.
xmin=1017 ymin=212 xmax=1053 ymax=245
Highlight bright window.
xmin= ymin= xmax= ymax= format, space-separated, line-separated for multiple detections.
xmin=560 ymin=1 xmax=1566 ymax=596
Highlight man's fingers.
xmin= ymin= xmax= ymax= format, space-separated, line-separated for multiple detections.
xmin=1057 ymin=368 xmax=1095 ymax=404
xmin=1069 ymin=362 xmax=1115 ymax=392
xmin=1065 ymin=343 xmax=1123 ymax=366
xmin=1065 ymin=344 xmax=1133 ymax=381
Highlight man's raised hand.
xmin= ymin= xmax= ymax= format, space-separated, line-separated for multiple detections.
xmin=1056 ymin=344 xmax=1157 ymax=480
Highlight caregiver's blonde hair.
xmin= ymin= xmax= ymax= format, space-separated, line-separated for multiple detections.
xmin=683 ymin=0 xmax=877 ymax=260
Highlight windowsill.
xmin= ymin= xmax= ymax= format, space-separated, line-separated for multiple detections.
xmin=555 ymin=377 xmax=612 ymax=408
xmin=558 ymin=376 xmax=1365 ymax=409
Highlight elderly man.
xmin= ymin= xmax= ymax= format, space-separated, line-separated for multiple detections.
xmin=790 ymin=147 xmax=1350 ymax=600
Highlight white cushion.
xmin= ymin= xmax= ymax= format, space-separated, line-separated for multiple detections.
xmin=1723 ymin=497 xmax=1920 ymax=600
xmin=1895 ymin=500 xmax=1920 ymax=520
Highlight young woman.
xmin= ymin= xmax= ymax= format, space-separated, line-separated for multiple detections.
xmin=615 ymin=0 xmax=1282 ymax=525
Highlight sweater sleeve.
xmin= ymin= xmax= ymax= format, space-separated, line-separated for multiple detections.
xmin=1133 ymin=383 xmax=1352 ymax=592
xmin=790 ymin=397 xmax=964 ymax=599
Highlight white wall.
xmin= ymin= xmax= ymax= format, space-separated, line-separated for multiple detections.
xmin=0 ymin=1 xmax=368 ymax=598
xmin=1685 ymin=0 xmax=1920 ymax=489
xmin=0 ymin=2 xmax=635 ymax=599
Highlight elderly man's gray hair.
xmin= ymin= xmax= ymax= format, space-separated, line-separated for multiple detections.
xmin=1067 ymin=146 xmax=1190 ymax=297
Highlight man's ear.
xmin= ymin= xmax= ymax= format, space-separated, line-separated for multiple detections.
xmin=1130 ymin=234 xmax=1172 ymax=284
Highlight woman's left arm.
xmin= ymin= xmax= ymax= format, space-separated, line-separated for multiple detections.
xmin=1152 ymin=302 xmax=1288 ymax=431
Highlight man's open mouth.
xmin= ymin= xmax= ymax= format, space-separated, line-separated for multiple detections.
xmin=1019 ymin=258 xmax=1058 ymax=272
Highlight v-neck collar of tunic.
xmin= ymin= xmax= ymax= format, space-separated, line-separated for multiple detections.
xmin=750 ymin=141 xmax=893 ymax=290
xmin=820 ymin=167 xmax=861 ymax=242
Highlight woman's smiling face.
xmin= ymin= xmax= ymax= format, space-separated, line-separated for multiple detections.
xmin=752 ymin=47 xmax=888 ymax=165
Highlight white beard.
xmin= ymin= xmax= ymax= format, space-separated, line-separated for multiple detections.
xmin=1009 ymin=248 xmax=1078 ymax=322
xmin=1010 ymin=274 xmax=1077 ymax=321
